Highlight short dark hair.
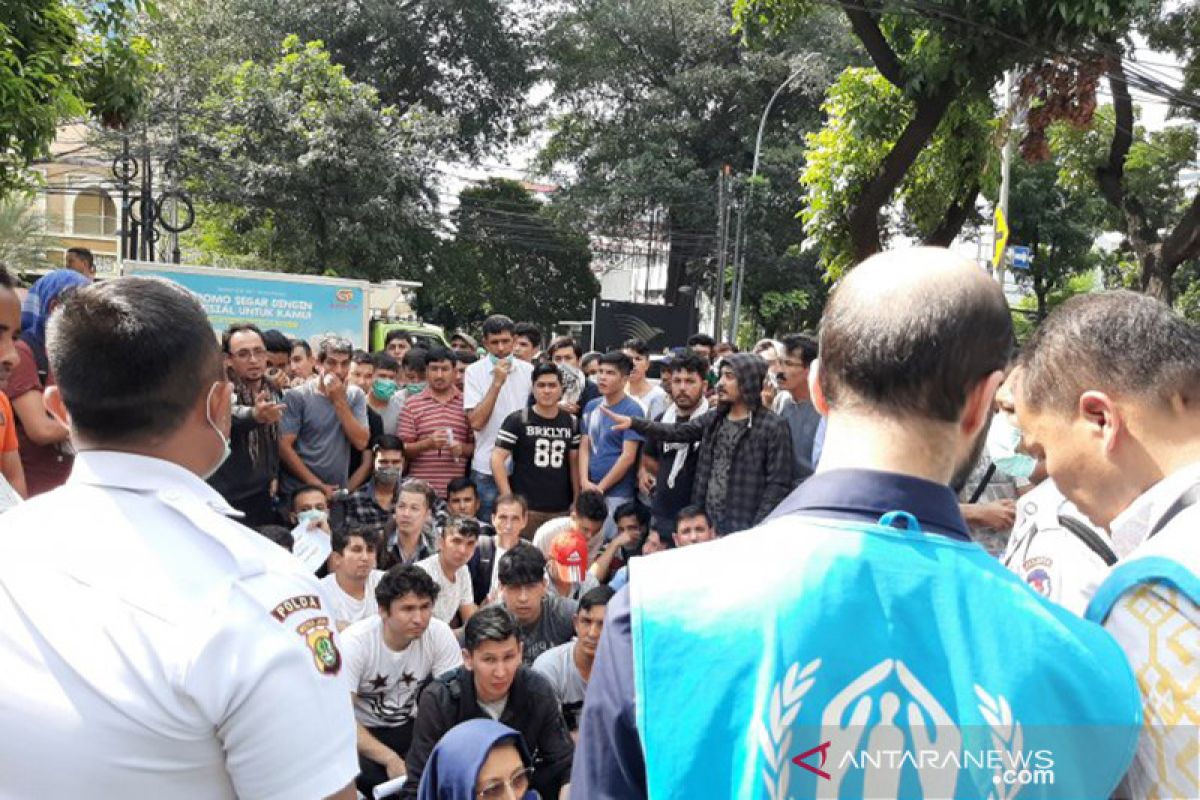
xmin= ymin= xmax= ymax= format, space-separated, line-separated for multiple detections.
xmin=677 ymin=504 xmax=713 ymax=528
xmin=446 ymin=476 xmax=477 ymax=498
xmin=463 ymin=605 xmax=521 ymax=652
xmin=574 ymin=489 xmax=607 ymax=523
xmin=781 ymin=334 xmax=818 ymax=366
xmin=402 ymin=348 xmax=428 ymax=374
xmin=0 ymin=265 xmax=15 ymax=290
xmin=819 ymin=262 xmax=1013 ymax=423
xmin=221 ymin=324 xmax=265 ymax=354
xmin=351 ymin=349 xmax=374 ymax=367
xmin=455 ymin=349 xmax=479 ymax=365
xmin=424 ymin=346 xmax=455 ymax=367
xmin=578 ymin=585 xmax=615 ymax=613
xmin=614 ymin=500 xmax=649 ymax=529
xmin=1018 ymin=290 xmax=1200 ymax=414
xmin=291 ymin=339 xmax=312 ymax=358
xmin=442 ymin=516 xmax=481 ymax=541
xmin=598 ymin=350 xmax=633 ymax=376
xmin=385 ymin=329 xmax=413 ymax=346
xmin=256 ymin=524 xmax=294 ymax=551
xmin=647 ymin=528 xmax=674 ymax=549
xmin=373 ymin=352 xmax=399 ymax=372
xmin=494 ymin=493 xmax=528 ymax=514
xmin=262 ymin=329 xmax=292 ymax=355
xmin=531 ymin=362 xmax=562 ymax=384
xmin=622 ymin=338 xmax=649 ymax=356
xmin=548 ymin=336 xmax=582 ymax=359
xmin=66 ymin=247 xmax=94 ymax=267
xmin=376 ymin=564 xmax=440 ymax=609
xmin=669 ymin=352 xmax=709 ymax=378
xmin=513 ymin=322 xmax=542 ymax=348
xmin=581 ymin=352 xmax=601 ymax=371
xmin=481 ymin=315 xmax=515 ymax=338
xmin=400 ymin=478 xmax=437 ymax=511
xmin=375 ymin=434 xmax=404 ymax=454
xmin=688 ymin=333 xmax=716 ymax=349
xmin=291 ymin=484 xmax=328 ymax=510
xmin=47 ymin=277 xmax=222 ymax=444
xmin=497 ymin=543 xmax=545 ymax=586
xmin=332 ymin=527 xmax=380 ymax=554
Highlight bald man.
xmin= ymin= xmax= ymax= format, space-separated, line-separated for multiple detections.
xmin=572 ymin=248 xmax=1141 ymax=799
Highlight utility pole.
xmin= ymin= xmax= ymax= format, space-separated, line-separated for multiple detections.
xmin=994 ymin=70 xmax=1015 ymax=289
xmin=643 ymin=207 xmax=656 ymax=303
xmin=713 ymin=167 xmax=731 ymax=338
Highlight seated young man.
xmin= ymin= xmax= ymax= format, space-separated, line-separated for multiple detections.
xmin=415 ymin=516 xmax=480 ymax=628
xmin=442 ymin=476 xmax=496 ymax=538
xmin=533 ymin=585 xmax=615 ymax=737
xmin=531 ymin=489 xmax=607 ymax=564
xmin=289 ymin=483 xmax=334 ymax=573
xmin=339 ymin=565 xmax=463 ymax=797
xmin=320 ymin=528 xmax=384 ymax=631
xmin=401 ymin=606 xmax=575 ymax=800
xmin=466 ymin=492 xmax=527 ymax=606
xmin=496 ymin=544 xmax=577 ymax=665
xmin=587 ymin=500 xmax=648 ymax=584
xmin=546 ymin=530 xmax=600 ymax=601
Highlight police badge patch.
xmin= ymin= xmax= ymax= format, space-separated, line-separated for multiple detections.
xmin=296 ymin=617 xmax=341 ymax=676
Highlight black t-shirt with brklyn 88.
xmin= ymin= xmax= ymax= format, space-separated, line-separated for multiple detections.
xmin=495 ymin=407 xmax=580 ymax=512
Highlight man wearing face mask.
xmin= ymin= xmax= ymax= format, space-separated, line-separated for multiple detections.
xmin=0 ymin=277 xmax=358 ymax=799
xmin=368 ymin=352 xmax=407 ymax=435
xmin=955 ymin=377 xmax=1025 ymax=556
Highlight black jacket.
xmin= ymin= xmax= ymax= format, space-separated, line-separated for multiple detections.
xmin=401 ymin=665 xmax=574 ymax=799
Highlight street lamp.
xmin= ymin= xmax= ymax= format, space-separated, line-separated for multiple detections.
xmin=727 ymin=57 xmax=814 ymax=343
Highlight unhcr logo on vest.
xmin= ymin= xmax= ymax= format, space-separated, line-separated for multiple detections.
xmin=761 ymin=659 xmax=1057 ymax=800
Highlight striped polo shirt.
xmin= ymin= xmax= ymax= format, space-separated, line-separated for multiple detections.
xmin=398 ymin=387 xmax=474 ymax=498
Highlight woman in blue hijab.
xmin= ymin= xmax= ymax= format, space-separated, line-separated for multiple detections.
xmin=20 ymin=269 xmax=90 ymax=366
xmin=417 ymin=719 xmax=537 ymax=800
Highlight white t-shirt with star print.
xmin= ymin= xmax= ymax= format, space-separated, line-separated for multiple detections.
xmin=340 ymin=615 xmax=462 ymax=728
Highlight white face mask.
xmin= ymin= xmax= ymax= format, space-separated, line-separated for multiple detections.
xmin=987 ymin=413 xmax=1037 ymax=480
xmin=297 ymin=509 xmax=329 ymax=526
xmin=202 ymin=383 xmax=232 ymax=480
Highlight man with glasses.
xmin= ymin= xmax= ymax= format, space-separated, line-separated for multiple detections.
xmin=208 ymin=323 xmax=286 ymax=525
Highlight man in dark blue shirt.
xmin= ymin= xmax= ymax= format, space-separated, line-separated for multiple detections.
xmin=572 ymin=247 xmax=1140 ymax=799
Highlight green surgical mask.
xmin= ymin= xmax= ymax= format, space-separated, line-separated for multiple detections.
xmin=373 ymin=378 xmax=399 ymax=400
xmin=404 ymin=381 xmax=427 ymax=396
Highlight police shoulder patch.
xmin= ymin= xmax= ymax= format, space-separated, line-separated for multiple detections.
xmin=296 ymin=616 xmax=341 ymax=676
xmin=271 ymin=594 xmax=321 ymax=623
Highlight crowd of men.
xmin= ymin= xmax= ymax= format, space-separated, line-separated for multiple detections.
xmin=0 ymin=243 xmax=1196 ymax=800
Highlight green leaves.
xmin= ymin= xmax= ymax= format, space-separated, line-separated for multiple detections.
xmin=420 ymin=179 xmax=600 ymax=334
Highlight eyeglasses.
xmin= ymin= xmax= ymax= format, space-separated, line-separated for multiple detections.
xmin=477 ymin=766 xmax=534 ymax=799
xmin=232 ymin=348 xmax=267 ymax=360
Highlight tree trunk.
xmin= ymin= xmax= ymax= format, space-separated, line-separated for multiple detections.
xmin=925 ymin=181 xmax=981 ymax=247
xmin=1139 ymin=248 xmax=1173 ymax=304
xmin=848 ymin=86 xmax=956 ymax=262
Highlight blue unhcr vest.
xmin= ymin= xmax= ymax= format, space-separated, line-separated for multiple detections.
xmin=630 ymin=513 xmax=1141 ymax=800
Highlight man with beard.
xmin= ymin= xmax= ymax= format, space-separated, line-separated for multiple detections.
xmin=604 ymin=352 xmax=791 ymax=535
xmin=639 ymin=352 xmax=710 ymax=539
xmin=573 ymin=248 xmax=1142 ymax=799
xmin=208 ymin=324 xmax=285 ymax=526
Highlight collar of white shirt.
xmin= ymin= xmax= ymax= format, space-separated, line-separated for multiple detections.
xmin=69 ymin=450 xmax=239 ymax=516
xmin=1108 ymin=459 xmax=1200 ymax=559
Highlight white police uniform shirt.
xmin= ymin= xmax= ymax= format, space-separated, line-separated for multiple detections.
xmin=1098 ymin=462 xmax=1200 ymax=799
xmin=341 ymin=614 xmax=462 ymax=728
xmin=1001 ymin=479 xmax=1113 ymax=615
xmin=0 ymin=451 xmax=358 ymax=800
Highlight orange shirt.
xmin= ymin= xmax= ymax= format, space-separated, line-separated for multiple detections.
xmin=0 ymin=393 xmax=17 ymax=454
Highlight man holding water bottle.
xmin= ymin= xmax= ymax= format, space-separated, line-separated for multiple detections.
xmin=399 ymin=346 xmax=475 ymax=499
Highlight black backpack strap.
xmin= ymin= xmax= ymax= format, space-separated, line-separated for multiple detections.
xmin=968 ymin=463 xmax=997 ymax=505
xmin=1058 ymin=515 xmax=1118 ymax=567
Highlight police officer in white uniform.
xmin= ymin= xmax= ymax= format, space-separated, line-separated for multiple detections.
xmin=0 ymin=277 xmax=358 ymax=799
xmin=1002 ymin=477 xmax=1115 ymax=615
